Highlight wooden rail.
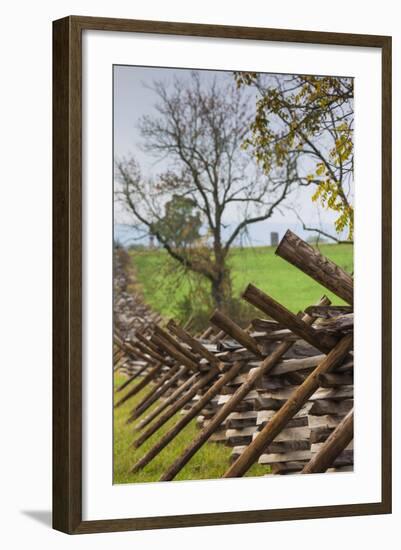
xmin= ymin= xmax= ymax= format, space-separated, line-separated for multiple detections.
xmin=113 ymin=232 xmax=354 ymax=481
xmin=276 ymin=230 xmax=353 ymax=305
xmin=302 ymin=409 xmax=354 ymax=473
xmin=159 ymin=298 xmax=330 ymax=481
xmin=223 ymin=334 xmax=353 ymax=478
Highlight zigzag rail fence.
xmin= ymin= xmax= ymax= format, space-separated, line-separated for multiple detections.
xmin=113 ymin=231 xmax=354 ymax=481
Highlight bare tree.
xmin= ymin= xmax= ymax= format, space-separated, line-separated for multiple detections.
xmin=115 ymin=72 xmax=297 ymax=309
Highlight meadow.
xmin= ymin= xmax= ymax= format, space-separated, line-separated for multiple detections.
xmin=129 ymin=243 xmax=353 ymax=320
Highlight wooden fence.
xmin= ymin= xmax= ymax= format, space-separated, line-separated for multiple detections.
xmin=113 ymin=230 xmax=354 ymax=480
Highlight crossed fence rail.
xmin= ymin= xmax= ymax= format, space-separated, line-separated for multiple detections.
xmin=114 ymin=230 xmax=354 ymax=480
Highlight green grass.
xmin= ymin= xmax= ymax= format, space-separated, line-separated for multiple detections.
xmin=114 ymin=373 xmax=268 ymax=484
xmin=129 ymin=244 xmax=353 ymax=318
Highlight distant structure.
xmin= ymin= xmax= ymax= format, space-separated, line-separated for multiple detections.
xmin=270 ymin=232 xmax=279 ymax=246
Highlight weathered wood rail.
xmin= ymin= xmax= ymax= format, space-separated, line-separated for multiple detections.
xmin=113 ymin=234 xmax=354 ymax=481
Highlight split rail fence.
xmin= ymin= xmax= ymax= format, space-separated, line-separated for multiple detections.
xmin=113 ymin=230 xmax=354 ymax=480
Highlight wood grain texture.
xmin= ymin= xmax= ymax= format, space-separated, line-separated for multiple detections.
xmin=242 ymin=284 xmax=337 ymax=353
xmin=53 ymin=16 xmax=82 ymax=535
xmin=52 ymin=15 xmax=392 ymax=534
xmin=381 ymin=34 xmax=392 ymax=514
xmin=210 ymin=310 xmax=262 ymax=357
xmin=151 ymin=333 xmax=199 ymax=371
xmin=223 ymin=335 xmax=353 ymax=478
xmin=302 ymin=410 xmax=354 ymax=473
xmin=159 ymin=299 xmax=328 ymax=481
xmin=275 ymin=230 xmax=354 ymax=305
xmin=167 ymin=319 xmax=223 ymax=370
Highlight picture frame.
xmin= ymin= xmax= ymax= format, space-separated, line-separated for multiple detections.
xmin=53 ymin=15 xmax=392 ymax=534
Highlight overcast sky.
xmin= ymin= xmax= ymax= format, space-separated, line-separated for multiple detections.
xmin=113 ymin=65 xmax=350 ymax=246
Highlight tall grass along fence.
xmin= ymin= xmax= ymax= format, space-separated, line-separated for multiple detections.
xmin=113 ymin=230 xmax=354 ymax=481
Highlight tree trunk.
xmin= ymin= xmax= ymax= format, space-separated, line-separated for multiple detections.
xmin=211 ymin=266 xmax=232 ymax=310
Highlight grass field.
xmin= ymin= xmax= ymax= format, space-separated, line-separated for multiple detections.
xmin=114 ymin=373 xmax=268 ymax=484
xmin=129 ymin=243 xmax=353 ymax=320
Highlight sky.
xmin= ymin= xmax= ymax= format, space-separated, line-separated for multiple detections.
xmin=113 ymin=65 xmax=351 ymax=247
